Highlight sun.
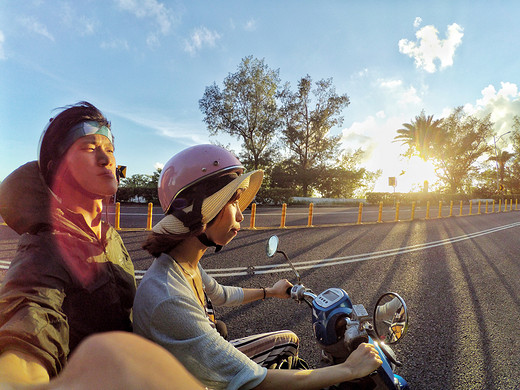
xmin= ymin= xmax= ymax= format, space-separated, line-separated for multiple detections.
xmin=373 ymin=156 xmax=438 ymax=193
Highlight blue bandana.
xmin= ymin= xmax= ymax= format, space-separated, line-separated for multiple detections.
xmin=58 ymin=121 xmax=114 ymax=156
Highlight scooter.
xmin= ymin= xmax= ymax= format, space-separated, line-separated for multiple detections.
xmin=266 ymin=235 xmax=410 ymax=390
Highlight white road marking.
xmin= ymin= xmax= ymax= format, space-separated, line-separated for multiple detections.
xmin=133 ymin=221 xmax=520 ymax=279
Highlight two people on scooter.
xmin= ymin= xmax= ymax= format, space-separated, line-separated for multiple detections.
xmin=133 ymin=144 xmax=383 ymax=390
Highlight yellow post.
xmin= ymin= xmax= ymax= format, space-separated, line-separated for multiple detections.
xmin=377 ymin=201 xmax=383 ymax=223
xmin=394 ymin=202 xmax=400 ymax=222
xmin=307 ymin=203 xmax=314 ymax=227
xmin=357 ymin=203 xmax=363 ymax=224
xmin=115 ymin=202 xmax=121 ymax=230
xmin=280 ymin=203 xmax=287 ymax=228
xmin=459 ymin=200 xmax=463 ymax=216
xmin=516 ymin=199 xmax=518 ymax=211
xmin=249 ymin=203 xmax=257 ymax=229
xmin=146 ymin=202 xmax=153 ymax=230
xmin=485 ymin=200 xmax=489 ymax=214
xmin=411 ymin=201 xmax=416 ymax=220
xmin=425 ymin=201 xmax=430 ymax=219
xmin=492 ymin=200 xmax=495 ymax=213
xmin=498 ymin=199 xmax=502 ymax=213
xmin=469 ymin=200 xmax=473 ymax=215
xmin=449 ymin=200 xmax=454 ymax=217
xmin=438 ymin=201 xmax=442 ymax=218
xmin=510 ymin=199 xmax=513 ymax=211
xmin=478 ymin=200 xmax=481 ymax=215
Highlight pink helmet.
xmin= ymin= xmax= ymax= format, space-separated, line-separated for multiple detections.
xmin=158 ymin=144 xmax=244 ymax=214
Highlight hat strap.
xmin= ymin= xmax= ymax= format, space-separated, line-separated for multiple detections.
xmin=171 ymin=197 xmax=204 ymax=232
xmin=197 ymin=233 xmax=223 ymax=252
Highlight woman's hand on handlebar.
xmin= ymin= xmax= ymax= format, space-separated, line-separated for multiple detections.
xmin=268 ymin=279 xmax=293 ymax=299
xmin=340 ymin=343 xmax=382 ymax=379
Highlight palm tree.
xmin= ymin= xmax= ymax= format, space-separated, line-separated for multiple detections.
xmin=394 ymin=111 xmax=443 ymax=160
xmin=488 ymin=150 xmax=514 ymax=188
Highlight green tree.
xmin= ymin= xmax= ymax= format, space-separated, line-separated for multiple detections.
xmin=149 ymin=167 xmax=162 ymax=189
xmin=394 ymin=110 xmax=443 ymax=160
xmin=315 ymin=149 xmax=381 ymax=198
xmin=432 ymin=107 xmax=494 ymax=193
xmin=488 ymin=150 xmax=514 ymax=191
xmin=279 ymin=75 xmax=350 ymax=196
xmin=120 ymin=174 xmax=153 ymax=188
xmin=504 ymin=115 xmax=520 ymax=193
xmin=199 ymin=56 xmax=281 ymax=170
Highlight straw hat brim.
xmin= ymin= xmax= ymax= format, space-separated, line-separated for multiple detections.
xmin=152 ymin=170 xmax=263 ymax=235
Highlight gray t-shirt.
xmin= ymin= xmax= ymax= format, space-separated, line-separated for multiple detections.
xmin=133 ymin=253 xmax=267 ymax=390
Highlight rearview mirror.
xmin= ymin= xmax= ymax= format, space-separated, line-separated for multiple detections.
xmin=266 ymin=235 xmax=279 ymax=257
xmin=373 ymin=292 xmax=408 ymax=344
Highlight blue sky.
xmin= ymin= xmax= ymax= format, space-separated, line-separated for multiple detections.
xmin=1 ymin=1 xmax=520 ymax=192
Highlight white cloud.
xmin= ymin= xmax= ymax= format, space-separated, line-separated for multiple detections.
xmin=0 ymin=30 xmax=6 ymax=60
xmin=59 ymin=3 xmax=96 ymax=36
xmin=154 ymin=162 xmax=164 ymax=170
xmin=464 ymin=82 xmax=520 ymax=135
xmin=19 ymin=16 xmax=55 ymax=41
xmin=146 ymin=33 xmax=160 ymax=48
xmin=400 ymin=86 xmax=422 ymax=105
xmin=377 ymin=78 xmax=422 ymax=107
xmin=115 ymin=0 xmax=174 ymax=46
xmin=100 ymin=38 xmax=130 ymax=50
xmin=398 ymin=22 xmax=464 ymax=73
xmin=353 ymin=68 xmax=369 ymax=79
xmin=244 ymin=19 xmax=257 ymax=31
xmin=379 ymin=79 xmax=402 ymax=88
xmin=413 ymin=17 xmax=422 ymax=28
xmin=184 ymin=27 xmax=221 ymax=55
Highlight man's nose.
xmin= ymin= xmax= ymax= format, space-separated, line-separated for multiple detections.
xmin=97 ymin=148 xmax=112 ymax=166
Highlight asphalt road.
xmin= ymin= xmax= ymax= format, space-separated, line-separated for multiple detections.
xmin=1 ymin=207 xmax=520 ymax=389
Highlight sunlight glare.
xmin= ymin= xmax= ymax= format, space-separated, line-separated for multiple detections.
xmin=374 ymin=156 xmax=437 ymax=193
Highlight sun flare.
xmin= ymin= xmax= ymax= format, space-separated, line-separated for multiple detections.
xmin=375 ymin=156 xmax=438 ymax=193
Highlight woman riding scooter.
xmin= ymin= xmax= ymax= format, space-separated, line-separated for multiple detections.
xmin=133 ymin=144 xmax=382 ymax=390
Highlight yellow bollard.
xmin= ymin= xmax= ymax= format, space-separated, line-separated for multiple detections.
xmin=510 ymin=199 xmax=513 ymax=211
xmin=249 ymin=203 xmax=257 ymax=229
xmin=492 ymin=200 xmax=495 ymax=213
xmin=411 ymin=201 xmax=416 ymax=220
xmin=425 ymin=201 xmax=430 ymax=219
xmin=498 ymin=199 xmax=502 ymax=213
xmin=146 ymin=202 xmax=153 ymax=230
xmin=307 ymin=203 xmax=314 ymax=227
xmin=280 ymin=203 xmax=287 ymax=228
xmin=485 ymin=200 xmax=489 ymax=214
xmin=478 ymin=200 xmax=481 ymax=215
xmin=459 ymin=200 xmax=463 ymax=216
xmin=438 ymin=201 xmax=442 ymax=218
xmin=357 ymin=203 xmax=363 ymax=224
xmin=394 ymin=202 xmax=400 ymax=222
xmin=449 ymin=200 xmax=454 ymax=217
xmin=516 ymin=199 xmax=518 ymax=211
xmin=377 ymin=201 xmax=383 ymax=223
xmin=115 ymin=202 xmax=121 ymax=230
xmin=469 ymin=200 xmax=473 ymax=215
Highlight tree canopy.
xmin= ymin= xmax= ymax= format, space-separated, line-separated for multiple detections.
xmin=278 ymin=75 xmax=350 ymax=196
xmin=199 ymin=56 xmax=281 ymax=170
xmin=394 ymin=110 xmax=443 ymax=160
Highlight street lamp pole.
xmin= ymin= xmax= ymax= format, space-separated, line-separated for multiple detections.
xmin=493 ymin=131 xmax=511 ymax=192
